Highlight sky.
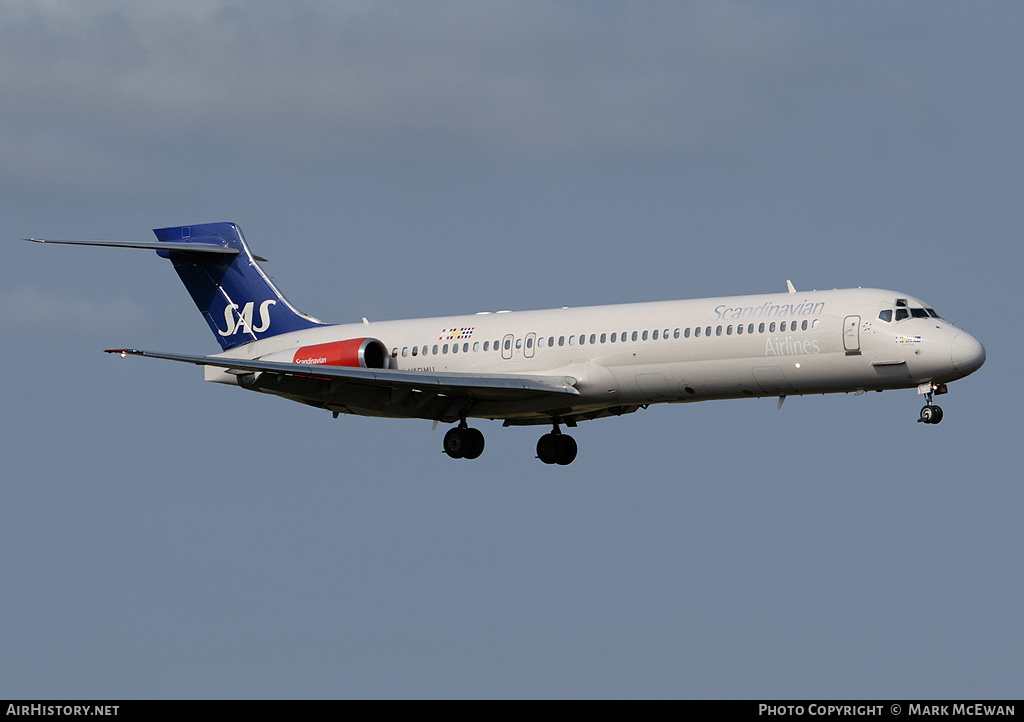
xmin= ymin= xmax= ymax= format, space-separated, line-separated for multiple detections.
xmin=1 ymin=1 xmax=1021 ymax=699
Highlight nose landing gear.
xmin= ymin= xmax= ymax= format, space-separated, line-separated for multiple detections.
xmin=918 ymin=384 xmax=945 ymax=424
xmin=919 ymin=404 xmax=943 ymax=424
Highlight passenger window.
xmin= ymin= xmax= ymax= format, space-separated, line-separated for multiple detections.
xmin=716 ymin=326 xmax=722 ymax=336
xmin=726 ymin=325 xmax=733 ymax=335
xmin=452 ymin=344 xmax=458 ymax=354
xmin=526 ymin=337 xmax=533 ymax=349
xmin=515 ymin=339 xmax=522 ymax=350
xmin=769 ymin=322 xmax=776 ymax=333
xmin=780 ymin=321 xmax=787 ymax=332
xmin=504 ymin=339 xmax=511 ymax=350
xmin=391 ymin=348 xmax=397 ymax=357
xmin=759 ymin=323 xmax=765 ymax=333
xmin=443 ymin=344 xmax=449 ymax=354
xmin=684 ymin=328 xmax=690 ymax=338
xmin=411 ymin=346 xmax=418 ymax=356
xmin=569 ymin=335 xmax=576 ymax=346
xmin=600 ymin=333 xmax=607 ymax=343
xmin=801 ymin=320 xmax=808 ymax=331
xmin=695 ymin=327 xmax=702 ymax=337
xmin=632 ymin=331 xmax=638 ymax=342
xmin=736 ymin=324 xmax=743 ymax=335
xmin=674 ymin=328 xmax=681 ymax=339
xmin=590 ymin=334 xmax=596 ymax=344
xmin=664 ymin=328 xmax=670 ymax=339
xmin=483 ymin=341 xmax=489 ymax=351
xmin=705 ymin=326 xmax=712 ymax=337
xmin=895 ymin=308 xmax=909 ymax=321
xmin=558 ymin=336 xmax=565 ymax=346
xmin=610 ymin=333 xmax=617 ymax=343
xmin=653 ymin=330 xmax=659 ymax=340
xmin=642 ymin=330 xmax=648 ymax=341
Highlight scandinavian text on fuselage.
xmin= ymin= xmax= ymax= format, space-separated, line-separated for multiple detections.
xmin=713 ymin=300 xmax=826 ymax=322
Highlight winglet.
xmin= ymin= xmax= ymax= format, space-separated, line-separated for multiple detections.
xmin=786 ymin=280 xmax=796 ymax=294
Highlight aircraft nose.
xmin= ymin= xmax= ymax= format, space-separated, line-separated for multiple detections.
xmin=951 ymin=333 xmax=986 ymax=377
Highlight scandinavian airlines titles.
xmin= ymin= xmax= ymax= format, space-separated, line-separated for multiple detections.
xmin=714 ymin=300 xmax=826 ymax=321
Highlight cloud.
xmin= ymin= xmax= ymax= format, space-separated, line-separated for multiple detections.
xmin=0 ymin=0 xmax=819 ymax=166
xmin=0 ymin=288 xmax=146 ymax=338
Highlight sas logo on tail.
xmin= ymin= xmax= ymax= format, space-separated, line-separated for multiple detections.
xmin=218 ymin=300 xmax=276 ymax=337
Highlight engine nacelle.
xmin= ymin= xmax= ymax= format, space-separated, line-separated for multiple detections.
xmin=291 ymin=338 xmax=390 ymax=369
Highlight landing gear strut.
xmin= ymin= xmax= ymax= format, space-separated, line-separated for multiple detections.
xmin=918 ymin=387 xmax=944 ymax=425
xmin=536 ymin=421 xmax=577 ymax=465
xmin=443 ymin=421 xmax=485 ymax=459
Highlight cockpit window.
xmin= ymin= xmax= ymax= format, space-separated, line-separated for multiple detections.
xmin=881 ymin=306 xmax=941 ymax=323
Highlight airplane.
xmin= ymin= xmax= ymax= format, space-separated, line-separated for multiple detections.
xmin=25 ymin=221 xmax=986 ymax=465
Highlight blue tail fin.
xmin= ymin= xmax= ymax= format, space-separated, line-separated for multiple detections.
xmin=154 ymin=222 xmax=325 ymax=350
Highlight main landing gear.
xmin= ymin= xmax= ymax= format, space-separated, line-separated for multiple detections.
xmin=443 ymin=422 xmax=485 ymax=460
xmin=918 ymin=384 xmax=945 ymax=425
xmin=536 ymin=422 xmax=577 ymax=466
xmin=441 ymin=419 xmax=578 ymax=464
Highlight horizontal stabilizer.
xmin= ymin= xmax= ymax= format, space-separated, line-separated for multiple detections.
xmin=23 ymin=238 xmax=241 ymax=256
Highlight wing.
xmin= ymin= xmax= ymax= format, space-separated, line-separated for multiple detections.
xmin=107 ymin=348 xmax=579 ymax=422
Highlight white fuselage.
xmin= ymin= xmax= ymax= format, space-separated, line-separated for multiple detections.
xmin=211 ymin=287 xmax=985 ymax=424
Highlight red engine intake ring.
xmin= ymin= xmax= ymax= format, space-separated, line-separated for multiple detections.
xmin=292 ymin=338 xmax=389 ymax=369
